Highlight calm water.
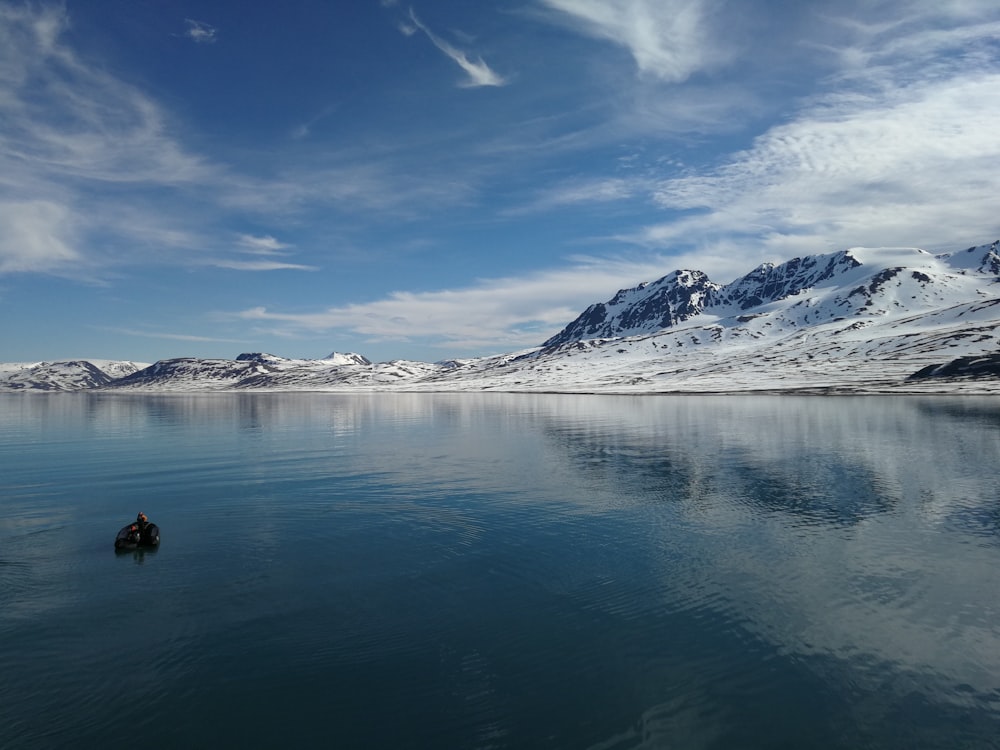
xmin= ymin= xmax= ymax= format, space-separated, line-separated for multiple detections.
xmin=1 ymin=393 xmax=998 ymax=749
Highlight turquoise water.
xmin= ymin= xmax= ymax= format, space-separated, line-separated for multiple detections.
xmin=1 ymin=393 xmax=998 ymax=749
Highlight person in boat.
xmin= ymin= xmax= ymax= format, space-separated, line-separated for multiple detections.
xmin=115 ymin=512 xmax=159 ymax=549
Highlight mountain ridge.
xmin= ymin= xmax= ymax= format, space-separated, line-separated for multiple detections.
xmin=3 ymin=241 xmax=999 ymax=394
xmin=543 ymin=243 xmax=999 ymax=349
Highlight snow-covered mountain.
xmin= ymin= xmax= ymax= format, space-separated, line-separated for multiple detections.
xmin=0 ymin=360 xmax=149 ymax=391
xmin=108 ymin=353 xmax=439 ymax=391
xmin=545 ymin=243 xmax=999 ymax=347
xmin=2 ymin=241 xmax=998 ymax=393
xmin=453 ymin=241 xmax=1000 ymax=393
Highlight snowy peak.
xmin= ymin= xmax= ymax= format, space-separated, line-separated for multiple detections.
xmin=545 ymin=242 xmax=1000 ymax=346
xmin=978 ymin=240 xmax=1000 ymax=275
xmin=543 ymin=269 xmax=718 ymax=347
xmin=323 ymin=352 xmax=372 ymax=366
xmin=716 ymin=251 xmax=863 ymax=310
xmin=938 ymin=240 xmax=1000 ymax=276
xmin=88 ymin=360 xmax=150 ymax=379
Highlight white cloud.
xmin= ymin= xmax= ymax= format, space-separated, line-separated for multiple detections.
xmin=0 ymin=201 xmax=79 ymax=273
xmin=209 ymin=259 xmax=317 ymax=272
xmin=636 ymin=71 xmax=1000 ymax=262
xmin=0 ymin=3 xmax=494 ymax=284
xmin=544 ymin=3 xmax=1000 ymax=275
xmin=406 ymin=9 xmax=507 ymax=88
xmin=0 ymin=3 xmax=221 ymax=275
xmin=184 ymin=19 xmax=217 ymax=44
xmin=538 ymin=0 xmax=728 ymax=82
xmin=541 ymin=177 xmax=638 ymax=205
xmin=507 ymin=177 xmax=643 ymax=216
xmin=217 ymin=156 xmax=479 ymax=220
xmin=211 ymin=235 xmax=314 ymax=271
xmin=237 ymin=256 xmax=677 ymax=352
xmin=237 ymin=234 xmax=293 ymax=255
xmin=101 ymin=326 xmax=245 ymax=344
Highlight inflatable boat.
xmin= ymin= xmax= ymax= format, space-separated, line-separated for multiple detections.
xmin=114 ymin=520 xmax=160 ymax=550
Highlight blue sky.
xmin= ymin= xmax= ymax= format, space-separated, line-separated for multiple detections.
xmin=2 ymin=0 xmax=998 ymax=363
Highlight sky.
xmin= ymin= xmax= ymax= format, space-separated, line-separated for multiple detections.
xmin=1 ymin=0 xmax=999 ymax=364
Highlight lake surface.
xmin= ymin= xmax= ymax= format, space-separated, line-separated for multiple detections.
xmin=1 ymin=393 xmax=998 ymax=749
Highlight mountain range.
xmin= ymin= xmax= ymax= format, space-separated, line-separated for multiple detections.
xmin=4 ymin=241 xmax=999 ymax=394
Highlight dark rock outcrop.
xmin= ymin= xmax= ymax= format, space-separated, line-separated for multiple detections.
xmin=908 ymin=353 xmax=1000 ymax=380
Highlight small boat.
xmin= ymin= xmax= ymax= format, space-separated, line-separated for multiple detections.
xmin=114 ymin=514 xmax=160 ymax=550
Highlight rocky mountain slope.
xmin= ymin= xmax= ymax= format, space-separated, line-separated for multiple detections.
xmin=0 ymin=360 xmax=148 ymax=391
xmin=545 ymin=243 xmax=999 ymax=347
xmin=3 ymin=241 xmax=998 ymax=394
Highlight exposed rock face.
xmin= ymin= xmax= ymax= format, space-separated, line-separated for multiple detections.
xmin=113 ymin=358 xmax=272 ymax=388
xmin=235 ymin=352 xmax=286 ymax=364
xmin=543 ymin=270 xmax=718 ymax=347
xmin=908 ymin=353 xmax=1000 ymax=380
xmin=714 ymin=252 xmax=863 ymax=311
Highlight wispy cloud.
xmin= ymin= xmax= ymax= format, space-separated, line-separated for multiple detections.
xmin=236 ymin=255 xmax=677 ymax=352
xmin=405 ymin=9 xmax=506 ymax=88
xmin=237 ymin=234 xmax=293 ymax=255
xmin=537 ymin=0 xmax=728 ymax=82
xmin=628 ymin=13 xmax=1000 ymax=262
xmin=184 ymin=18 xmax=217 ymax=44
xmin=1 ymin=6 xmax=211 ymax=184
xmin=0 ymin=6 xmax=349 ymax=279
xmin=208 ymin=259 xmax=318 ymax=272
xmin=506 ymin=177 xmax=643 ymax=216
xmin=205 ymin=234 xmax=316 ymax=271
xmin=101 ymin=326 xmax=245 ymax=344
xmin=0 ymin=200 xmax=79 ymax=273
xmin=289 ymin=105 xmax=337 ymax=139
xmin=0 ymin=4 xmax=221 ymax=275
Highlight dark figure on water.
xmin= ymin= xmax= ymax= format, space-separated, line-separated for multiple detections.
xmin=114 ymin=512 xmax=160 ymax=550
